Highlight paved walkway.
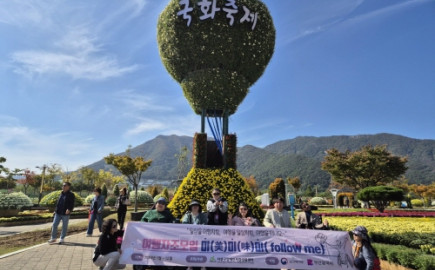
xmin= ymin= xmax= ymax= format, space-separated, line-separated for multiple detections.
xmin=0 ymin=219 xmax=88 ymax=237
xmin=0 ymin=230 xmax=133 ymax=269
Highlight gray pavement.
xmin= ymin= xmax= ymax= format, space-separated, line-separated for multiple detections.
xmin=0 ymin=225 xmax=133 ymax=269
xmin=0 ymin=219 xmax=89 ymax=237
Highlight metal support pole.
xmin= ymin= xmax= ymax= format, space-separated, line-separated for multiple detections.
xmin=223 ymin=109 xmax=229 ymax=135
xmin=201 ymin=109 xmax=205 ymax=133
xmin=38 ymin=165 xmax=47 ymax=204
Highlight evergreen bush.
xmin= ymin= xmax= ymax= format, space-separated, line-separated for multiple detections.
xmin=0 ymin=192 xmax=33 ymax=210
xmin=309 ymin=197 xmax=327 ymax=205
xmin=411 ymin=199 xmax=424 ymax=207
xmin=85 ymin=194 xmax=95 ymax=205
xmin=106 ymin=195 xmax=117 ymax=206
xmin=130 ymin=190 xmax=153 ymax=204
xmin=113 ymin=185 xmax=120 ymax=197
xmin=40 ymin=191 xmax=84 ymax=207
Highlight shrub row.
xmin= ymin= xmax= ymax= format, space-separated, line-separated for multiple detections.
xmin=370 ymin=231 xmax=435 ymax=250
xmin=373 ymin=243 xmax=435 ymax=270
xmin=322 ymin=211 xmax=435 ymax=217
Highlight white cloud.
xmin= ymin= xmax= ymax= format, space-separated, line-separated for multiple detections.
xmin=114 ymin=89 xmax=173 ymax=113
xmin=124 ymin=114 xmax=198 ymax=138
xmin=0 ymin=118 xmax=106 ymax=171
xmin=0 ymin=0 xmax=53 ymax=27
xmin=11 ymin=49 xmax=137 ymax=80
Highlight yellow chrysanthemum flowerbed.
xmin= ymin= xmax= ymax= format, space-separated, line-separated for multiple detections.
xmin=326 ymin=216 xmax=435 ymax=234
xmin=168 ymin=168 xmax=263 ymax=220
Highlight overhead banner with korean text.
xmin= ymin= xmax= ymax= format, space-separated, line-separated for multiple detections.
xmin=120 ymin=222 xmax=356 ymax=269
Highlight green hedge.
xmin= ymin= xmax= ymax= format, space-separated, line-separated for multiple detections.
xmin=373 ymin=243 xmax=435 ymax=270
xmin=40 ymin=190 xmax=84 ymax=207
xmin=370 ymin=231 xmax=435 ymax=250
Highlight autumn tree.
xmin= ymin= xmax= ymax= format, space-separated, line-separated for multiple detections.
xmin=96 ymin=169 xmax=125 ymax=190
xmin=321 ymin=145 xmax=407 ymax=191
xmin=104 ymin=147 xmax=152 ymax=212
xmin=287 ymin=176 xmax=301 ymax=194
xmin=244 ymin=175 xmax=259 ymax=195
xmin=410 ymin=183 xmax=435 ymax=207
xmin=269 ymin=178 xmax=286 ymax=204
xmin=78 ymin=167 xmax=98 ymax=192
xmin=17 ymin=169 xmax=35 ymax=195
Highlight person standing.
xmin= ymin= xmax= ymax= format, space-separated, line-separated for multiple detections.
xmin=48 ymin=182 xmax=75 ymax=244
xmin=263 ymin=197 xmax=292 ymax=228
xmin=87 ymin=187 xmax=105 ymax=237
xmin=228 ymin=202 xmax=260 ymax=226
xmin=206 ymin=188 xmax=228 ymax=225
xmin=116 ymin=188 xmax=129 ymax=230
xmin=296 ymin=202 xmax=329 ymax=229
xmin=93 ymin=219 xmax=126 ymax=270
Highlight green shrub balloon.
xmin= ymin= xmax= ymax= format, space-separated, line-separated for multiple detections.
xmin=157 ymin=0 xmax=275 ymax=115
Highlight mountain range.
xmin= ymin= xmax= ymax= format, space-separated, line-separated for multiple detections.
xmin=87 ymin=133 xmax=435 ymax=189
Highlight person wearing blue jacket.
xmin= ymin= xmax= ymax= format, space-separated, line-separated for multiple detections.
xmin=86 ymin=187 xmax=105 ymax=237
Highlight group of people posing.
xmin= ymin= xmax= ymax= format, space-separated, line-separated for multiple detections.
xmin=48 ymin=184 xmax=376 ymax=270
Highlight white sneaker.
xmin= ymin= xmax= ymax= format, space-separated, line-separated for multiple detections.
xmin=59 ymin=238 xmax=64 ymax=244
xmin=47 ymin=238 xmax=56 ymax=244
xmin=86 ymin=234 xmax=92 ymax=237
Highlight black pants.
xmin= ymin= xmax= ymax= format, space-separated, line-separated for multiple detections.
xmin=117 ymin=208 xmax=127 ymax=230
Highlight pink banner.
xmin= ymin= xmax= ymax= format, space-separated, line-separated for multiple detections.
xmin=120 ymin=222 xmax=356 ymax=269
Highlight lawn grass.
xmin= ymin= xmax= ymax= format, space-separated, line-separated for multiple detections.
xmin=0 ymin=213 xmax=121 ymax=256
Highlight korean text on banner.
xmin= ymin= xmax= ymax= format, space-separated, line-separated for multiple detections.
xmin=120 ymin=222 xmax=356 ymax=269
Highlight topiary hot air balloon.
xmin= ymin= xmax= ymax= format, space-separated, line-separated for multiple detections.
xmin=157 ymin=0 xmax=276 ymax=220
xmin=157 ymin=0 xmax=275 ymax=115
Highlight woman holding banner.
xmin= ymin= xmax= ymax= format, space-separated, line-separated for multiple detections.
xmin=263 ymin=197 xmax=292 ymax=228
xmin=140 ymin=197 xmax=174 ymax=223
xmin=228 ymin=202 xmax=261 ymax=226
xmin=182 ymin=199 xmax=208 ymax=225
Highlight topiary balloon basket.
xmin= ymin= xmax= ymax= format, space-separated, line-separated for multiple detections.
xmin=168 ymin=167 xmax=263 ymax=221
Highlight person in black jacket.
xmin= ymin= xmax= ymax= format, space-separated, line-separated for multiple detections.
xmin=116 ymin=188 xmax=128 ymax=230
xmin=94 ymin=219 xmax=126 ymax=270
xmin=48 ymin=182 xmax=75 ymax=244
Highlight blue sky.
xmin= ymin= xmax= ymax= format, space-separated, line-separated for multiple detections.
xmin=1 ymin=0 xmax=434 ymax=172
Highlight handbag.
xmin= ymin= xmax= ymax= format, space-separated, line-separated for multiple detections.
xmin=92 ymin=244 xmax=101 ymax=262
xmin=124 ymin=198 xmax=131 ymax=206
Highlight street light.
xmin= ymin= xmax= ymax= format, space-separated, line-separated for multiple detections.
xmin=36 ymin=165 xmax=47 ymax=204
xmin=330 ymin=188 xmax=339 ymax=209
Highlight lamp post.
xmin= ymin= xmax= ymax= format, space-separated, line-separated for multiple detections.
xmin=36 ymin=165 xmax=47 ymax=204
xmin=330 ymin=188 xmax=339 ymax=209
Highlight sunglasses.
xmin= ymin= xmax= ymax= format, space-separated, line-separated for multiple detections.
xmin=239 ymin=208 xmax=248 ymax=211
xmin=213 ymin=193 xmax=220 ymax=195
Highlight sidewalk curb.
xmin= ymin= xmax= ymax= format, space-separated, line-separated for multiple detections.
xmin=0 ymin=232 xmax=86 ymax=259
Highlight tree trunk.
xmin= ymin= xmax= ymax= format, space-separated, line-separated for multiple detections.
xmin=134 ymin=184 xmax=138 ymax=212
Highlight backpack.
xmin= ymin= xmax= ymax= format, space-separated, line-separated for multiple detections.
xmin=373 ymin=257 xmax=381 ymax=270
